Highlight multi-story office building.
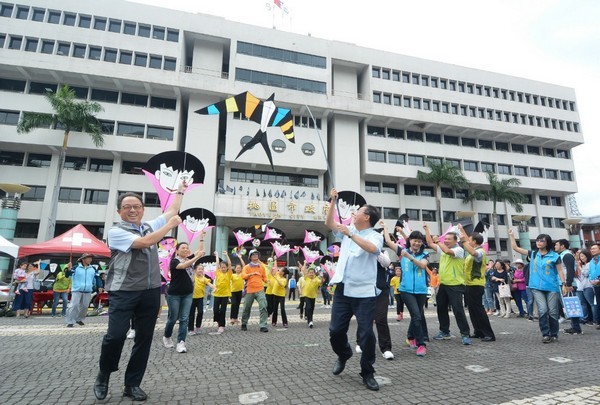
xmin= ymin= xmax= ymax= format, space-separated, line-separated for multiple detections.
xmin=0 ymin=0 xmax=584 ymax=266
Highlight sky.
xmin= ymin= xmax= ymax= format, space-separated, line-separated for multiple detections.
xmin=135 ymin=0 xmax=599 ymax=216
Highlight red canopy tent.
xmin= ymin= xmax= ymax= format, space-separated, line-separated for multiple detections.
xmin=18 ymin=224 xmax=111 ymax=258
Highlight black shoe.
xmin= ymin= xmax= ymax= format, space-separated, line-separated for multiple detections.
xmin=123 ymin=386 xmax=147 ymax=401
xmin=76 ymin=321 xmax=85 ymax=326
xmin=469 ymin=334 xmax=484 ymax=339
xmin=260 ymin=327 xmax=269 ymax=333
xmin=93 ymin=372 xmax=110 ymax=401
xmin=241 ymin=324 xmax=247 ymax=331
xmin=66 ymin=324 xmax=74 ymax=328
xmin=362 ymin=374 xmax=379 ymax=391
xmin=542 ymin=335 xmax=552 ymax=343
xmin=481 ymin=336 xmax=496 ymax=342
xmin=332 ymin=358 xmax=347 ymax=375
xmin=563 ymin=328 xmax=583 ymax=335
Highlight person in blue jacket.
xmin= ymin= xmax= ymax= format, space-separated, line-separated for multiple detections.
xmin=65 ymin=253 xmax=102 ymax=328
xmin=509 ymin=229 xmax=567 ymax=343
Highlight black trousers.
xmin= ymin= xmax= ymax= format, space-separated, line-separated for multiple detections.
xmin=329 ymin=283 xmax=377 ymax=377
xmin=464 ymin=285 xmax=495 ymax=339
xmin=272 ymin=295 xmax=288 ymax=325
xmin=99 ymin=288 xmax=160 ymax=386
xmin=266 ymin=293 xmax=274 ymax=316
xmin=436 ymin=284 xmax=471 ymax=336
xmin=298 ymin=296 xmax=306 ymax=315
xmin=305 ymin=297 xmax=316 ymax=323
xmin=373 ymin=288 xmax=392 ymax=352
xmin=230 ymin=291 xmax=243 ymax=320
xmin=288 ymin=287 xmax=296 ymax=300
xmin=401 ymin=292 xmax=428 ymax=346
xmin=213 ymin=296 xmax=229 ymax=327
xmin=188 ymin=297 xmax=204 ymax=329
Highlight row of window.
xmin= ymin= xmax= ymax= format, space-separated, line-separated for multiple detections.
xmin=0 ymin=78 xmax=177 ymax=109
xmin=230 ymin=169 xmax=319 ymax=188
xmin=233 ymin=112 xmax=323 ymax=130
xmin=0 ymin=33 xmax=177 ymax=71
xmin=239 ymin=136 xmax=316 ymax=156
xmin=0 ymin=109 xmax=174 ymax=140
xmin=366 ymin=151 xmax=574 ymax=181
xmin=14 ymin=222 xmax=105 ymax=239
xmin=542 ymin=217 xmax=567 ymax=228
xmin=367 ymin=126 xmax=570 ymax=158
xmin=237 ymin=41 xmax=326 ymax=69
xmin=0 ymin=3 xmax=179 ymax=41
xmin=20 ymin=185 xmax=109 ymax=204
xmin=372 ymin=92 xmax=580 ymax=134
xmin=235 ymin=68 xmax=326 ymax=95
xmin=371 ymin=66 xmax=576 ymax=112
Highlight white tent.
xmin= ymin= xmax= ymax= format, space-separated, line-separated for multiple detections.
xmin=0 ymin=235 xmax=19 ymax=258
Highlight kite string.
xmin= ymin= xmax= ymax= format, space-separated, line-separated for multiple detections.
xmin=305 ymin=105 xmax=342 ymax=223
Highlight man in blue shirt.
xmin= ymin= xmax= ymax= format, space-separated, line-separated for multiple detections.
xmin=94 ymin=184 xmax=185 ymax=402
xmin=325 ymin=188 xmax=383 ymax=391
xmin=65 ymin=253 xmax=101 ymax=327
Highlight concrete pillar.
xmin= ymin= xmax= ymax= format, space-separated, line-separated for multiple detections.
xmin=215 ymin=225 xmax=230 ymax=257
xmin=518 ymin=230 xmax=530 ymax=261
xmin=0 ymin=197 xmax=19 ymax=281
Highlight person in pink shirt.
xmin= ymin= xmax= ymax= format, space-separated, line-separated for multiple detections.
xmin=511 ymin=259 xmax=528 ymax=317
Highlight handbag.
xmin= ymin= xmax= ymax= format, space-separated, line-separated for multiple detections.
xmin=498 ymin=283 xmax=511 ymax=298
xmin=562 ymin=293 xmax=583 ymax=319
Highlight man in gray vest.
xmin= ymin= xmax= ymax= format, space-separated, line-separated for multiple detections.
xmin=94 ymin=184 xmax=185 ymax=401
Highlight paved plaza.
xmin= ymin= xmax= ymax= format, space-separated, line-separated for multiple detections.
xmin=1 ymin=302 xmax=599 ymax=404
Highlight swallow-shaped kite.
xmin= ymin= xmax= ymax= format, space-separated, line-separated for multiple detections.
xmin=195 ymin=92 xmax=295 ymax=170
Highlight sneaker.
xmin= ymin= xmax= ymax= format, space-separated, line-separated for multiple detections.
xmin=461 ymin=336 xmax=472 ymax=345
xmin=241 ymin=324 xmax=248 ymax=331
xmin=163 ymin=336 xmax=174 ymax=348
xmin=217 ymin=326 xmax=225 ymax=334
xmin=433 ymin=332 xmax=451 ymax=340
xmin=76 ymin=321 xmax=85 ymax=326
xmin=528 ymin=317 xmax=534 ymax=321
xmin=551 ymin=336 xmax=559 ymax=342
xmin=308 ymin=322 xmax=314 ymax=329
xmin=563 ymin=328 xmax=582 ymax=335
xmin=416 ymin=346 xmax=426 ymax=357
xmin=188 ymin=330 xmax=196 ymax=336
xmin=283 ymin=324 xmax=289 ymax=328
xmin=558 ymin=317 xmax=565 ymax=324
xmin=406 ymin=338 xmax=417 ymax=349
xmin=355 ymin=345 xmax=362 ymax=353
xmin=300 ymin=315 xmax=304 ymax=319
xmin=504 ymin=314 xmax=510 ymax=319
xmin=260 ymin=327 xmax=269 ymax=333
xmin=127 ymin=329 xmax=135 ymax=339
xmin=493 ymin=311 xmax=499 ymax=316
xmin=272 ymin=323 xmax=277 ymax=327
xmin=194 ymin=327 xmax=201 ymax=334
xmin=176 ymin=341 xmax=187 ymax=353
xmin=542 ymin=335 xmax=552 ymax=343
xmin=66 ymin=324 xmax=74 ymax=328
xmin=382 ymin=351 xmax=394 ymax=360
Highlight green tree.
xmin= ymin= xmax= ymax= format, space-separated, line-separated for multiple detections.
xmin=465 ymin=171 xmax=526 ymax=259
xmin=417 ymin=159 xmax=470 ymax=234
xmin=17 ymin=85 xmax=104 ymax=240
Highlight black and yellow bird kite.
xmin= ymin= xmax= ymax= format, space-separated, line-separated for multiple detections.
xmin=195 ymin=92 xmax=295 ymax=170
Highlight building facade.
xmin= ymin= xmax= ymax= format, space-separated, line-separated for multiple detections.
xmin=0 ymin=0 xmax=584 ymax=269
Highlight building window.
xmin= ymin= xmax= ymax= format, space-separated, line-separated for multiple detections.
xmin=462 ymin=138 xmax=476 ymax=148
xmin=47 ymin=10 xmax=60 ymax=24
xmin=404 ymin=185 xmax=418 ymax=196
xmin=388 ymin=128 xmax=404 ymax=139
xmin=57 ymin=42 xmax=70 ymax=56
xmin=0 ymin=151 xmax=24 ymax=165
xmin=556 ymin=149 xmax=570 ymax=159
xmin=367 ymin=125 xmax=385 ymax=136
xmin=40 ymin=40 xmax=54 ymax=54
xmin=99 ymin=120 xmax=115 ymax=134
xmin=167 ymin=29 xmax=179 ymax=42
xmin=478 ymin=213 xmax=491 ymax=224
xmin=117 ymin=123 xmax=145 ymax=138
xmin=542 ymin=217 xmax=553 ymax=228
xmin=72 ymin=44 xmax=86 ymax=58
xmin=138 ymin=24 xmax=151 ymax=37
xmin=271 ymin=139 xmax=286 ymax=153
xmin=443 ymin=211 xmax=456 ymax=222
xmin=63 ymin=12 xmax=76 ymax=26
xmin=88 ymin=46 xmax=102 ymax=60
xmin=440 ymin=187 xmax=454 ymax=198
xmin=480 ymin=162 xmax=495 ymax=173
xmin=64 ymin=156 xmax=87 ymax=171
xmin=444 ymin=135 xmax=459 ymax=145
xmin=152 ymin=26 xmax=165 ymax=40
xmin=406 ymin=131 xmax=423 ymax=142
xmin=89 ymin=158 xmax=113 ymax=173
xmin=58 ymin=187 xmax=82 ymax=203
xmin=371 ymin=67 xmax=380 ymax=78
xmin=384 ymin=207 xmax=399 ymax=219
xmin=119 ymin=50 xmax=132 ymax=64
xmin=8 ymin=35 xmax=22 ymax=50
xmin=539 ymin=196 xmax=549 ymax=206
xmin=407 ymin=155 xmax=424 ymax=166
xmin=108 ymin=19 xmax=121 ymax=33
xmin=365 ymin=181 xmax=380 ymax=193
xmin=144 ymin=192 xmax=161 ymax=207
xmin=554 ymin=218 xmax=564 ymax=228
xmin=104 ymin=48 xmax=117 ymax=62
xmin=301 ymin=143 xmax=315 ymax=156
xmin=388 ymin=153 xmax=405 ymax=164
xmin=550 ymin=196 xmax=562 ymax=206
xmin=121 ymin=92 xmax=148 ymax=107
xmin=27 ymin=153 xmax=52 ymax=168
xmin=121 ymin=160 xmax=144 ymax=175
xmin=545 ymin=169 xmax=558 ymax=180
xmin=78 ymin=15 xmax=91 ymax=28
xmin=123 ymin=21 xmax=136 ymax=35
xmin=514 ymin=166 xmax=527 ymax=176
xmin=149 ymin=55 xmax=162 ymax=69
xmin=84 ymin=189 xmax=109 ymax=205
xmin=527 ymin=145 xmax=540 ymax=155
xmin=22 ymin=185 xmax=46 ymax=201
xmin=464 ymin=161 xmax=478 ymax=171
xmin=426 ymin=133 xmax=442 ymax=143
xmin=147 ymin=126 xmax=174 ymax=141
xmin=497 ymin=164 xmax=511 ymax=175
xmin=479 ymin=139 xmax=493 ymax=149
xmin=24 ymin=38 xmax=38 ymax=52
xmin=382 ymin=183 xmax=397 ymax=194
xmin=422 ymin=210 xmax=436 ymax=222
xmin=512 ymin=144 xmax=525 ymax=153
xmin=496 ymin=142 xmax=509 ymax=152
xmin=134 ymin=52 xmax=148 ymax=67
xmin=91 ymin=89 xmax=118 ymax=103
xmin=14 ymin=222 xmax=39 ymax=238
xmin=420 ymin=186 xmax=434 ymax=197
xmin=368 ymin=150 xmax=386 ymax=162
xmin=0 ymin=3 xmax=14 ymax=17
xmin=543 ymin=147 xmax=555 ymax=157
xmin=523 ymin=194 xmax=533 ymax=204
xmin=530 ymin=168 xmax=543 ymax=178
xmin=164 ymin=58 xmax=176 ymax=71
xmin=231 ymin=169 xmax=318 ymax=187
xmin=560 ymin=171 xmax=573 ymax=181
xmin=372 ymin=92 xmax=381 ymax=103
xmin=150 ymin=96 xmax=176 ymax=110
xmin=0 ymin=110 xmax=20 ymax=125
xmin=93 ymin=16 xmax=106 ymax=30
xmin=406 ymin=209 xmax=420 ymax=221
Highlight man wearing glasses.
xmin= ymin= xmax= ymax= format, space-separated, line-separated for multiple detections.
xmin=94 ymin=184 xmax=185 ymax=401
xmin=325 ymin=189 xmax=383 ymax=391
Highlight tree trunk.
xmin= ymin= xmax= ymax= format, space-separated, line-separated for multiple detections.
xmin=435 ymin=183 xmax=443 ymax=235
xmin=492 ymin=201 xmax=500 ymax=260
xmin=45 ymin=131 xmax=69 ymax=240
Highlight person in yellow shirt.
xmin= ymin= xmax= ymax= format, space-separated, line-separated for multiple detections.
xmin=229 ymin=254 xmax=245 ymax=326
xmin=188 ymin=263 xmax=214 ymax=335
xmin=213 ymin=251 xmax=233 ymax=334
xmin=300 ymin=261 xmax=322 ymax=328
xmin=271 ymin=263 xmax=289 ymax=327
xmin=389 ymin=267 xmax=403 ymax=322
xmin=241 ymin=250 xmax=269 ymax=332
xmin=297 ymin=273 xmax=306 ymax=319
xmin=265 ymin=257 xmax=276 ymax=320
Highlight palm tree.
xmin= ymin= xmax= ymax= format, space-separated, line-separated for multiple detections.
xmin=17 ymin=85 xmax=104 ymax=240
xmin=417 ymin=159 xmax=470 ymax=234
xmin=465 ymin=171 xmax=526 ymax=259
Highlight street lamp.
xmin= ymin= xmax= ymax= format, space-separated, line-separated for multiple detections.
xmin=512 ymin=214 xmax=532 ymax=260
xmin=562 ymin=218 xmax=583 ymax=249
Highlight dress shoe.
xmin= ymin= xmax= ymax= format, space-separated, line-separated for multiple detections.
xmin=76 ymin=321 xmax=85 ymax=326
xmin=332 ymin=358 xmax=347 ymax=375
xmin=123 ymin=386 xmax=147 ymax=401
xmin=93 ymin=372 xmax=110 ymax=400
xmin=481 ymin=336 xmax=496 ymax=342
xmin=362 ymin=374 xmax=379 ymax=391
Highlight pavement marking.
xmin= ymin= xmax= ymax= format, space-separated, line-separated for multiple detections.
xmin=219 ymin=351 xmax=233 ymax=355
xmin=304 ymin=343 xmax=319 ymax=347
xmin=375 ymin=376 xmax=392 ymax=386
xmin=496 ymin=385 xmax=600 ymax=404
xmin=239 ymin=391 xmax=269 ymax=404
xmin=465 ymin=365 xmax=490 ymax=373
xmin=548 ymin=357 xmax=573 ymax=363
xmin=499 ymin=331 xmax=514 ymax=335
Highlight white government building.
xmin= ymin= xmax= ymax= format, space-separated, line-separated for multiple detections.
xmin=0 ymin=0 xmax=584 ymax=268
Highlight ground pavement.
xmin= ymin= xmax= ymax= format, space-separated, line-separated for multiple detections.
xmin=1 ymin=302 xmax=599 ymax=404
